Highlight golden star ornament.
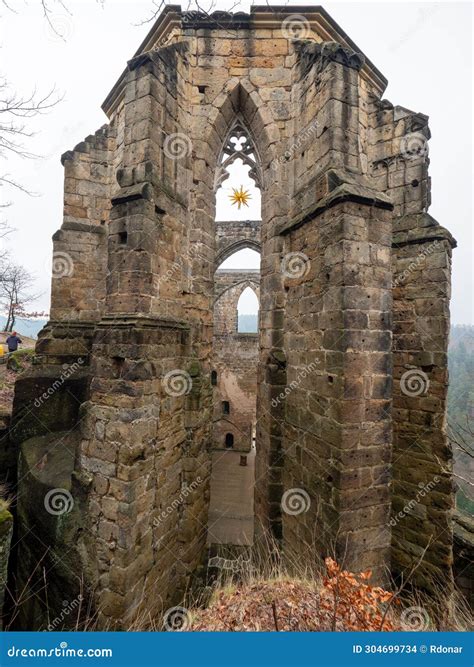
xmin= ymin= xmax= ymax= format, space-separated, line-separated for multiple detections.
xmin=229 ymin=186 xmax=251 ymax=209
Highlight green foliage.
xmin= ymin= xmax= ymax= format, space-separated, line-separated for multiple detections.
xmin=6 ymin=348 xmax=34 ymax=372
xmin=448 ymin=325 xmax=474 ymax=519
xmin=457 ymin=488 xmax=474 ymax=515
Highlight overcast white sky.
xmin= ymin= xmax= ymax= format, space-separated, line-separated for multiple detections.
xmin=1 ymin=0 xmax=472 ymax=322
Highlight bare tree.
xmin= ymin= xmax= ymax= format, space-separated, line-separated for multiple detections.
xmin=0 ymin=77 xmax=57 ymax=309
xmin=0 ymin=263 xmax=41 ymax=332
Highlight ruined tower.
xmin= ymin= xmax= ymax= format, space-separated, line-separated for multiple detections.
xmin=9 ymin=5 xmax=455 ymax=628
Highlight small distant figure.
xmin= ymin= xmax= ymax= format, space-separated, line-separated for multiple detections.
xmin=6 ymin=331 xmax=22 ymax=353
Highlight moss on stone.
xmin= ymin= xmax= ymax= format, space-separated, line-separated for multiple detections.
xmin=7 ymin=348 xmax=35 ymax=372
xmin=0 ymin=502 xmax=13 ymax=536
xmin=188 ymin=360 xmax=201 ymax=377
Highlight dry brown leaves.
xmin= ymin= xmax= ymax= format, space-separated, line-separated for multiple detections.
xmin=190 ymin=558 xmax=399 ymax=632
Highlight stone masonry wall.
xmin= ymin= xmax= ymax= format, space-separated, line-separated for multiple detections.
xmin=212 ymin=271 xmax=259 ymax=453
xmin=391 ymin=215 xmax=455 ymax=591
xmin=367 ymin=96 xmax=457 ymax=589
xmin=9 ymin=6 xmax=456 ymax=627
xmin=261 ymin=40 xmax=394 ymax=581
xmin=52 ymin=126 xmax=114 ymax=322
xmin=214 ymin=271 xmax=260 ymax=334
xmin=0 ymin=503 xmax=13 ymax=630
xmin=215 ymin=220 xmax=261 ymax=267
xmin=73 ymin=41 xmax=215 ymax=625
xmin=279 ymin=200 xmax=393 ymax=581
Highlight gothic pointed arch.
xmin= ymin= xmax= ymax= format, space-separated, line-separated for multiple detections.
xmin=214 ymin=278 xmax=260 ymax=305
xmin=214 ymin=116 xmax=263 ymax=192
xmin=215 ymin=239 xmax=261 ymax=269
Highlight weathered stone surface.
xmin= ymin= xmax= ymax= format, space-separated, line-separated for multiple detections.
xmin=0 ymin=503 xmax=13 ymax=630
xmin=212 ymin=266 xmax=260 ymax=454
xmin=7 ymin=5 xmax=456 ymax=629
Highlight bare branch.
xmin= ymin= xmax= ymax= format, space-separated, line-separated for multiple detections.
xmin=136 ymin=0 xmax=243 ymax=38
xmin=135 ymin=0 xmax=168 ymax=26
xmin=40 ymin=0 xmax=72 ymax=41
xmin=0 ymin=80 xmax=61 ymax=196
xmin=0 ymin=83 xmax=61 ymax=117
xmin=1 ymin=0 xmax=17 ymax=12
xmin=0 ymin=174 xmax=39 ymax=196
xmin=453 ymin=472 xmax=474 ymax=489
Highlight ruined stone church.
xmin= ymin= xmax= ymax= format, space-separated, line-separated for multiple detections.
xmin=9 ymin=5 xmax=456 ymax=627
